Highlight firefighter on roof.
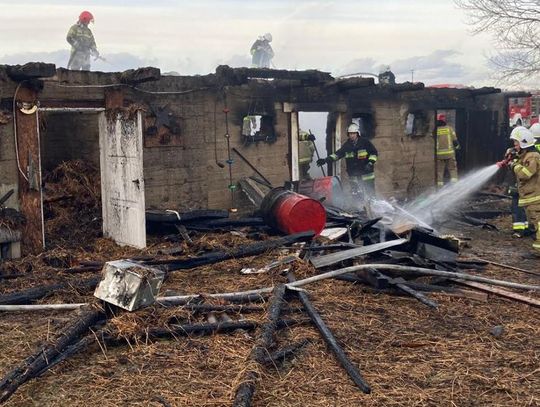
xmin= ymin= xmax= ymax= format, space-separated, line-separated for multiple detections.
xmin=436 ymin=113 xmax=460 ymax=187
xmin=250 ymin=33 xmax=274 ymax=68
xmin=317 ymin=123 xmax=378 ymax=200
xmin=67 ymin=11 xmax=99 ymax=71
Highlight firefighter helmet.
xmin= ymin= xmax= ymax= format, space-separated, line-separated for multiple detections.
xmin=299 ymin=130 xmax=309 ymax=141
xmin=530 ymin=122 xmax=540 ymax=139
xmin=79 ymin=11 xmax=94 ymax=24
xmin=263 ymin=33 xmax=272 ymax=42
xmin=437 ymin=113 xmax=447 ymax=123
xmin=347 ymin=123 xmax=360 ymax=134
xmin=510 ymin=126 xmax=535 ymax=148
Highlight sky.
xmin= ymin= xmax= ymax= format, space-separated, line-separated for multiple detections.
xmin=0 ymin=0 xmax=506 ymax=87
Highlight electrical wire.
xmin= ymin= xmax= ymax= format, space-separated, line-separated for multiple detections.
xmin=12 ymin=82 xmax=29 ymax=182
xmin=49 ymin=82 xmax=212 ymax=95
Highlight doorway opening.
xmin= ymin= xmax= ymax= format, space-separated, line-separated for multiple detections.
xmin=297 ymin=112 xmax=329 ymax=180
xmin=39 ymin=111 xmax=102 ymax=250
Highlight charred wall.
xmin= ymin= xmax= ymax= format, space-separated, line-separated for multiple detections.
xmin=0 ymin=64 xmax=509 ymax=215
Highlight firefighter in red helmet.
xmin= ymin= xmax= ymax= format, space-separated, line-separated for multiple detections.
xmin=67 ymin=11 xmax=99 ymax=70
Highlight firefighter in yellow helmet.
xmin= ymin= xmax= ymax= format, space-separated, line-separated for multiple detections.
xmin=509 ymin=126 xmax=540 ymax=258
xmin=436 ymin=113 xmax=460 ymax=187
xmin=298 ymin=130 xmax=315 ymax=181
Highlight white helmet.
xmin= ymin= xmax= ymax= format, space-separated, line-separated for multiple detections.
xmin=530 ymin=122 xmax=540 ymax=139
xmin=510 ymin=126 xmax=536 ymax=148
xmin=347 ymin=123 xmax=360 ymax=134
xmin=263 ymin=33 xmax=272 ymax=42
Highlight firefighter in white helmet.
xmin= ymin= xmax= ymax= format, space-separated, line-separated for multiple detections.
xmin=509 ymin=126 xmax=540 ymax=258
xmin=530 ymin=122 xmax=540 ymax=153
xmin=250 ymin=33 xmax=274 ymax=68
xmin=317 ymin=123 xmax=378 ymax=200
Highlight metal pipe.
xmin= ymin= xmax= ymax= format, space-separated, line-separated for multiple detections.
xmin=223 ymin=107 xmax=236 ymax=212
xmin=38 ymin=108 xmax=105 ymax=113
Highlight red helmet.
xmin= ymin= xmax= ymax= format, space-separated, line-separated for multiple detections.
xmin=437 ymin=113 xmax=447 ymax=122
xmin=79 ymin=11 xmax=94 ymax=24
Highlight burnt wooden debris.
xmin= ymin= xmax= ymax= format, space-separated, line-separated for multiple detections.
xmin=0 ymin=305 xmax=105 ymax=403
xmin=161 ymin=231 xmax=314 ymax=271
xmin=233 ymin=284 xmax=287 ymax=407
xmin=286 ymin=272 xmax=371 ymax=394
xmin=0 ymin=276 xmax=100 ymax=305
xmin=107 ymin=317 xmax=307 ymax=346
xmin=259 ymin=339 xmax=311 ymax=367
xmin=310 ymin=238 xmax=408 ymax=268
xmin=6 ymin=62 xmax=56 ymax=80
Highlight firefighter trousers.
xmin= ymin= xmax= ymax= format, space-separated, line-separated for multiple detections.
xmin=436 ymin=157 xmax=458 ymax=187
xmin=349 ymin=176 xmax=375 ymax=200
xmin=511 ymin=193 xmax=529 ymax=234
xmin=524 ymin=203 xmax=540 ymax=253
xmin=299 ymin=163 xmax=312 ymax=181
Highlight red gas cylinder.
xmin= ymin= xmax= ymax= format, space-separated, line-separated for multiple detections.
xmin=297 ymin=176 xmax=344 ymax=207
xmin=260 ymin=187 xmax=326 ymax=236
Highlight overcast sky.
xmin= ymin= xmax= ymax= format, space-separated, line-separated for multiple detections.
xmin=0 ymin=0 xmax=504 ymax=86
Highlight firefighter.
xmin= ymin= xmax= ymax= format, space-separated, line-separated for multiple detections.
xmin=530 ymin=122 xmax=540 ymax=153
xmin=504 ymin=145 xmax=529 ymax=237
xmin=250 ymin=33 xmax=274 ymax=68
xmin=436 ymin=113 xmax=460 ymax=187
xmin=67 ymin=11 xmax=99 ymax=71
xmin=298 ymin=130 xmax=315 ymax=181
xmin=317 ymin=123 xmax=378 ymax=200
xmin=509 ymin=126 xmax=540 ymax=258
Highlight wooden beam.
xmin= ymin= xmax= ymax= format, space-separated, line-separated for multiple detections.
xmin=7 ymin=63 xmax=56 ymax=80
xmin=452 ymin=279 xmax=540 ymax=307
xmin=310 ymin=239 xmax=408 ymax=268
xmin=15 ymin=85 xmax=44 ymax=254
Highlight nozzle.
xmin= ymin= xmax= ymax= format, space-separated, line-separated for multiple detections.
xmin=496 ymin=159 xmax=509 ymax=168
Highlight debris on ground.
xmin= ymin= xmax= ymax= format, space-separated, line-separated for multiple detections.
xmin=0 ymin=184 xmax=539 ymax=406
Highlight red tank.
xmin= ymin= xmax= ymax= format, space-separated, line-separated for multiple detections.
xmin=260 ymin=188 xmax=326 ymax=236
xmin=297 ymin=176 xmax=344 ymax=207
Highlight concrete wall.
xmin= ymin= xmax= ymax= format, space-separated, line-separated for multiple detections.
xmin=0 ymin=71 xmax=20 ymax=209
xmin=0 ymin=66 xmax=509 ymax=215
xmin=142 ymin=88 xmax=291 ymax=211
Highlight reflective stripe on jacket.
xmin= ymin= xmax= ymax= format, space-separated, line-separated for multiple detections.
xmin=298 ymin=140 xmax=315 ymax=164
xmin=67 ymin=23 xmax=97 ymax=54
xmin=514 ymin=150 xmax=540 ymax=206
xmin=436 ymin=125 xmax=458 ymax=159
xmin=329 ymin=137 xmax=378 ymax=177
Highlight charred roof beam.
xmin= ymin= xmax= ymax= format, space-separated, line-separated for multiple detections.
xmin=5 ymin=63 xmax=56 ymax=81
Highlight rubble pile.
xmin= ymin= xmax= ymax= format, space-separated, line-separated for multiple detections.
xmin=42 ymin=160 xmax=102 ymax=249
xmin=0 ymin=190 xmax=539 ymax=406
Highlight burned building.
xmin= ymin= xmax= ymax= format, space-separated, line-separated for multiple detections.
xmin=0 ymin=63 xmax=513 ymax=255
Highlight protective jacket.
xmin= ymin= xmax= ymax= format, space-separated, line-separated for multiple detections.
xmin=250 ymin=39 xmax=274 ymax=68
xmin=298 ymin=138 xmax=315 ymax=164
xmin=67 ymin=23 xmax=97 ymax=57
xmin=436 ymin=125 xmax=459 ymax=159
xmin=513 ymin=149 xmax=540 ymax=207
xmin=329 ymin=137 xmax=378 ymax=179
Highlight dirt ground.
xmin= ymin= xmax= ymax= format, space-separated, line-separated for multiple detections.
xmin=0 ymin=210 xmax=539 ymax=406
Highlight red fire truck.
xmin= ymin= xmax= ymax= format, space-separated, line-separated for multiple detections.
xmin=509 ymin=93 xmax=540 ymax=127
